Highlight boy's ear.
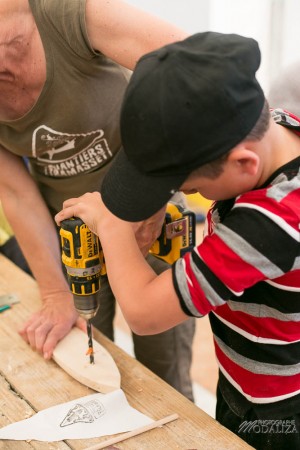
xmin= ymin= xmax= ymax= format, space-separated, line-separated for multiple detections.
xmin=228 ymin=145 xmax=260 ymax=176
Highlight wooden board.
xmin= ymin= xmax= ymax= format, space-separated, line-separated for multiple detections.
xmin=53 ymin=327 xmax=121 ymax=393
xmin=0 ymin=255 xmax=252 ymax=449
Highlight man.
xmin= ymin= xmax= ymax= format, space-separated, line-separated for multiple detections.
xmin=0 ymin=0 xmax=195 ymax=401
xmin=55 ymin=32 xmax=300 ymax=448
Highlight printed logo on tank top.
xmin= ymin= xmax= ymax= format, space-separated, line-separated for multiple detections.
xmin=31 ymin=125 xmax=113 ymax=177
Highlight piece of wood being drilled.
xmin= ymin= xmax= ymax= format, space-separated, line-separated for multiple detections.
xmin=53 ymin=327 xmax=121 ymax=393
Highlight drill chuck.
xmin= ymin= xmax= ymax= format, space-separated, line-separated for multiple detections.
xmin=73 ymin=294 xmax=99 ymax=320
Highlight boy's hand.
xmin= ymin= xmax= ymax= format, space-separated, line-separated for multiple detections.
xmin=55 ymin=192 xmax=167 ymax=257
xmin=55 ymin=192 xmax=103 ymax=235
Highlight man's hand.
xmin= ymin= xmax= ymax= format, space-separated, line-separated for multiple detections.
xmin=19 ymin=291 xmax=86 ymax=359
xmin=130 ymin=207 xmax=167 ymax=256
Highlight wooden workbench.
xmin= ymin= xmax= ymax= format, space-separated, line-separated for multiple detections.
xmin=0 ymin=254 xmax=252 ymax=449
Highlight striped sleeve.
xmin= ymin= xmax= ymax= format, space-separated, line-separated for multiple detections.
xmin=174 ymin=178 xmax=300 ymax=317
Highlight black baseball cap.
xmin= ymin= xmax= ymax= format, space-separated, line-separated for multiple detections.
xmin=102 ymin=32 xmax=265 ymax=221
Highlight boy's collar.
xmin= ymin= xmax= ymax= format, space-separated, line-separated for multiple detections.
xmin=271 ymin=108 xmax=300 ymax=136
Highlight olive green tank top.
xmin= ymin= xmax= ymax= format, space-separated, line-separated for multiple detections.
xmin=0 ymin=0 xmax=130 ymax=213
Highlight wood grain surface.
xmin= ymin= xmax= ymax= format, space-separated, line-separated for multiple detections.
xmin=0 ymin=254 xmax=253 ymax=449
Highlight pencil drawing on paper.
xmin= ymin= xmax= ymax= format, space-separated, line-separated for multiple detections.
xmin=60 ymin=400 xmax=106 ymax=427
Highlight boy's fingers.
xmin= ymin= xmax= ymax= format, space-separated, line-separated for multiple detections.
xmin=55 ymin=207 xmax=75 ymax=225
xmin=62 ymin=197 xmax=79 ymax=208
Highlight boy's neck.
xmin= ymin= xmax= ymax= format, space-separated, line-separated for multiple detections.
xmin=259 ymin=119 xmax=300 ymax=183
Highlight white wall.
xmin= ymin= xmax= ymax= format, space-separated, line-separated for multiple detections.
xmin=209 ymin=0 xmax=273 ymax=91
xmin=209 ymin=0 xmax=300 ymax=92
xmin=126 ymin=0 xmax=300 ymax=93
xmin=126 ymin=0 xmax=209 ymax=34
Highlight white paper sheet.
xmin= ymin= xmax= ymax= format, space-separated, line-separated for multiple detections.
xmin=0 ymin=389 xmax=153 ymax=441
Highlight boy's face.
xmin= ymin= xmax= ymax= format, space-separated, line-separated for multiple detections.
xmin=180 ymin=153 xmax=259 ymax=201
xmin=180 ymin=171 xmax=240 ymax=201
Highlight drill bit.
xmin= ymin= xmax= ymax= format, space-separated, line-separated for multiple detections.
xmin=86 ymin=319 xmax=95 ymax=364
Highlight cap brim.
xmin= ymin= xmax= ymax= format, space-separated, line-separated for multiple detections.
xmin=101 ymin=149 xmax=187 ymax=222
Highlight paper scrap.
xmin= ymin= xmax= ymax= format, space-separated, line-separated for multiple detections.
xmin=0 ymin=293 xmax=19 ymax=307
xmin=0 ymin=389 xmax=153 ymax=442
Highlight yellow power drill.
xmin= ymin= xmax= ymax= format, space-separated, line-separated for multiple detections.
xmin=150 ymin=202 xmax=196 ymax=264
xmin=60 ymin=203 xmax=195 ymax=364
xmin=60 ymin=217 xmax=105 ymax=364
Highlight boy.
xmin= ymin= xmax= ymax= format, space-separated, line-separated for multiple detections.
xmin=55 ymin=32 xmax=300 ymax=448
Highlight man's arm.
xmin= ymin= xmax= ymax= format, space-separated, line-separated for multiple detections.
xmin=55 ymin=192 xmax=188 ymax=335
xmin=85 ymin=0 xmax=188 ymax=69
xmin=0 ymin=147 xmax=86 ymax=357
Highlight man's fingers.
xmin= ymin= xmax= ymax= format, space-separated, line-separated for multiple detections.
xmin=43 ymin=317 xmax=87 ymax=359
xmin=34 ymin=321 xmax=56 ymax=353
xmin=19 ymin=317 xmax=43 ymax=348
xmin=76 ymin=316 xmax=87 ymax=333
xmin=42 ymin=323 xmax=73 ymax=360
xmin=19 ymin=312 xmax=78 ymax=359
xmin=20 ymin=319 xmax=52 ymax=352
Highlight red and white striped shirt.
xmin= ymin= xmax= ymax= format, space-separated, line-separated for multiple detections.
xmin=173 ymin=110 xmax=300 ymax=416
